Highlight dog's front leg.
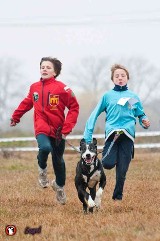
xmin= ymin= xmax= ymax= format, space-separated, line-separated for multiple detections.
xmin=94 ymin=187 xmax=103 ymax=208
xmin=87 ymin=195 xmax=96 ymax=213
xmin=88 ymin=186 xmax=96 ymax=213
xmin=95 ymin=167 xmax=106 ymax=208
xmin=87 ymin=195 xmax=96 ymax=208
xmin=77 ymin=187 xmax=95 ymax=208
xmin=77 ymin=187 xmax=95 ymax=213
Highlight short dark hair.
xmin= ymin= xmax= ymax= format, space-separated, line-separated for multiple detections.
xmin=40 ymin=57 xmax=62 ymax=77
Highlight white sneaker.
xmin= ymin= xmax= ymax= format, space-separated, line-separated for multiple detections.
xmin=51 ymin=180 xmax=66 ymax=205
xmin=38 ymin=167 xmax=49 ymax=188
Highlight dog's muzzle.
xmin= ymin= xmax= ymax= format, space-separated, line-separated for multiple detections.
xmin=82 ymin=153 xmax=95 ymax=165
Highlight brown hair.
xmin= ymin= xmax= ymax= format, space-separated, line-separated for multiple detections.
xmin=111 ymin=64 xmax=129 ymax=80
xmin=40 ymin=57 xmax=62 ymax=78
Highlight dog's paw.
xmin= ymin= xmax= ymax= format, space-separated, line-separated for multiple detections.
xmin=88 ymin=195 xmax=95 ymax=208
xmin=96 ymin=187 xmax=103 ymax=197
xmin=94 ymin=196 xmax=101 ymax=207
xmin=95 ymin=187 xmax=103 ymax=207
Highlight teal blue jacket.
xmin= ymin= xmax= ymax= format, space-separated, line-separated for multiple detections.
xmin=83 ymin=85 xmax=149 ymax=143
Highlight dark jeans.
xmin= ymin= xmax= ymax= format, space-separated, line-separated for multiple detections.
xmin=102 ymin=133 xmax=134 ymax=200
xmin=36 ymin=134 xmax=66 ymax=187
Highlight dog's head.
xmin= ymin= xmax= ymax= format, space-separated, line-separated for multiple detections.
xmin=80 ymin=138 xmax=97 ymax=165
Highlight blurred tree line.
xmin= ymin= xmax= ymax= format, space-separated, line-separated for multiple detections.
xmin=0 ymin=57 xmax=30 ymax=136
xmin=0 ymin=55 xmax=160 ymax=136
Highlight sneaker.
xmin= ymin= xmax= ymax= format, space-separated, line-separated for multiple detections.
xmin=38 ymin=167 xmax=49 ymax=188
xmin=51 ymin=180 xmax=66 ymax=205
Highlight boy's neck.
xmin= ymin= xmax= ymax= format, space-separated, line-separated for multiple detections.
xmin=113 ymin=84 xmax=128 ymax=91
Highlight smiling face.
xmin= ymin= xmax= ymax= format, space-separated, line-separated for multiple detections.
xmin=80 ymin=142 xmax=97 ymax=165
xmin=40 ymin=61 xmax=56 ymax=79
xmin=112 ymin=68 xmax=129 ymax=86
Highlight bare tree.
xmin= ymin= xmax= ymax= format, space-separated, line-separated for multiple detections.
xmin=69 ymin=56 xmax=160 ymax=101
xmin=68 ymin=56 xmax=112 ymax=132
xmin=69 ymin=56 xmax=111 ymax=102
xmin=117 ymin=57 xmax=160 ymax=104
xmin=0 ymin=57 xmax=26 ymax=125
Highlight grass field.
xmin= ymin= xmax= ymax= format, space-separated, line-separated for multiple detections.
xmin=1 ymin=150 xmax=160 ymax=241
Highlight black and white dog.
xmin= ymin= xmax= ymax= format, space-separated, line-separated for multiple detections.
xmin=75 ymin=138 xmax=106 ymax=213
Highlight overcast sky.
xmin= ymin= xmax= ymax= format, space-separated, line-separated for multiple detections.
xmin=0 ymin=0 xmax=160 ymax=91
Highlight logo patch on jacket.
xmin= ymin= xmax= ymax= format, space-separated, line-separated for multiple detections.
xmin=49 ymin=94 xmax=59 ymax=110
xmin=33 ymin=92 xmax=39 ymax=102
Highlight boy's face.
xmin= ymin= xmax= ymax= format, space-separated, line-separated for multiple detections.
xmin=40 ymin=61 xmax=56 ymax=79
xmin=113 ymin=69 xmax=128 ymax=86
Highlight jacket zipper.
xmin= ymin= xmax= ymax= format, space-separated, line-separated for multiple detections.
xmin=47 ymin=91 xmax=51 ymax=135
xmin=42 ymin=81 xmax=44 ymax=112
xmin=41 ymin=82 xmax=51 ymax=135
xmin=47 ymin=92 xmax=50 ymax=106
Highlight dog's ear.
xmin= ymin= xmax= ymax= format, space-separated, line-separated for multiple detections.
xmin=92 ymin=138 xmax=97 ymax=146
xmin=80 ymin=138 xmax=86 ymax=150
xmin=80 ymin=138 xmax=86 ymax=145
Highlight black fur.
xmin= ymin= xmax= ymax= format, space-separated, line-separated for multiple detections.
xmin=75 ymin=138 xmax=106 ymax=213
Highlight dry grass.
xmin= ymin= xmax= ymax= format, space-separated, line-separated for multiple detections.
xmin=0 ymin=151 xmax=160 ymax=241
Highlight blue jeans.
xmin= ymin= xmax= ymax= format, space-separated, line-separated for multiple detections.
xmin=102 ymin=133 xmax=133 ymax=200
xmin=36 ymin=134 xmax=66 ymax=187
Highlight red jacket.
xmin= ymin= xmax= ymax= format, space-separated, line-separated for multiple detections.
xmin=12 ymin=77 xmax=79 ymax=137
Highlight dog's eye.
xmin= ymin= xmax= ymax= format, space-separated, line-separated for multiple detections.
xmin=80 ymin=144 xmax=86 ymax=152
xmin=89 ymin=146 xmax=94 ymax=151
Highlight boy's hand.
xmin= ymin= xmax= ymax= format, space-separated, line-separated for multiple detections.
xmin=142 ymin=119 xmax=150 ymax=128
xmin=10 ymin=118 xmax=17 ymax=126
xmin=62 ymin=134 xmax=66 ymax=140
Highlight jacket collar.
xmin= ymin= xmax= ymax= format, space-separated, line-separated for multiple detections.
xmin=113 ymin=84 xmax=128 ymax=91
xmin=40 ymin=77 xmax=56 ymax=84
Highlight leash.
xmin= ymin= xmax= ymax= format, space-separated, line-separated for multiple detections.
xmin=56 ymin=126 xmax=81 ymax=153
xmin=55 ymin=126 xmax=63 ymax=146
xmin=65 ymin=139 xmax=81 ymax=153
xmin=65 ymin=131 xmax=123 ymax=155
xmin=100 ymin=131 xmax=123 ymax=162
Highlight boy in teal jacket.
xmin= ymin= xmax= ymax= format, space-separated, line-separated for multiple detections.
xmin=83 ymin=64 xmax=150 ymax=201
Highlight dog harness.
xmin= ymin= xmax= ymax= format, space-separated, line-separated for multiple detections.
xmin=81 ymin=159 xmax=102 ymax=188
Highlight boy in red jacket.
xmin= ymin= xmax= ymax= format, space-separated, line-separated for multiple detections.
xmin=10 ymin=57 xmax=79 ymax=205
